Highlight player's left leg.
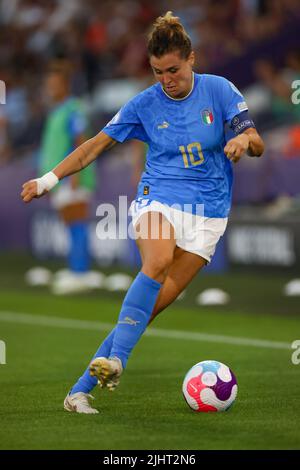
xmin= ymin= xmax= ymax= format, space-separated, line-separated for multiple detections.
xmin=89 ymin=212 xmax=176 ymax=386
xmin=149 ymin=214 xmax=228 ymax=321
xmin=149 ymin=247 xmax=207 ymax=323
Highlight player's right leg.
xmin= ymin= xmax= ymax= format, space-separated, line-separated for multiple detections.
xmin=89 ymin=212 xmax=176 ymax=390
xmin=65 ymin=212 xmax=175 ymax=412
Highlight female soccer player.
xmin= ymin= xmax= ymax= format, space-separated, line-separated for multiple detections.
xmin=21 ymin=12 xmax=264 ymax=414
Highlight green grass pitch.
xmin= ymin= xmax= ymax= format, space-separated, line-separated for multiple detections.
xmin=0 ymin=254 xmax=299 ymax=450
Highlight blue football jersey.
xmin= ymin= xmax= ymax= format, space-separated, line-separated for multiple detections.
xmin=102 ymin=73 xmax=249 ymax=217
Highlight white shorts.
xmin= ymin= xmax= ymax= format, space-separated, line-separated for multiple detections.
xmin=129 ymin=200 xmax=228 ymax=263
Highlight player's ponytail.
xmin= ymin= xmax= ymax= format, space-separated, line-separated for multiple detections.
xmin=147 ymin=11 xmax=192 ymax=59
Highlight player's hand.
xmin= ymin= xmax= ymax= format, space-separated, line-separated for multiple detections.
xmin=224 ymin=134 xmax=250 ymax=163
xmin=21 ymin=180 xmax=46 ymax=203
xmin=21 ymin=172 xmax=58 ymax=203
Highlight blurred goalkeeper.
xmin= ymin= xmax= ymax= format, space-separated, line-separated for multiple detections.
xmin=21 ymin=12 xmax=264 ymax=414
xmin=40 ymin=61 xmax=96 ymax=294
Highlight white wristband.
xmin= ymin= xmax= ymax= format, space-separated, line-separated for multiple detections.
xmin=36 ymin=171 xmax=59 ymax=195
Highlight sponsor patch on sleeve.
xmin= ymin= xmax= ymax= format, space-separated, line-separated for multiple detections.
xmin=237 ymin=101 xmax=248 ymax=112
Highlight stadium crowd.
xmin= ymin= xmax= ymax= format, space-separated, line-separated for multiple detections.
xmin=0 ymin=0 xmax=299 ymax=211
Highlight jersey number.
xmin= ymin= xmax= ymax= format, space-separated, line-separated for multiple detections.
xmin=179 ymin=142 xmax=204 ymax=168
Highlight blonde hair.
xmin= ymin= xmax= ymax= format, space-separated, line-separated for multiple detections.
xmin=147 ymin=11 xmax=192 ymax=59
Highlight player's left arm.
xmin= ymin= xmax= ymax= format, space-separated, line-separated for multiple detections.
xmin=224 ymin=127 xmax=265 ymax=163
xmin=69 ymin=111 xmax=89 ymax=189
xmin=70 ymin=134 xmax=87 ymax=189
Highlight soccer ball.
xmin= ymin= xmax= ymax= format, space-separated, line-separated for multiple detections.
xmin=182 ymin=360 xmax=238 ymax=412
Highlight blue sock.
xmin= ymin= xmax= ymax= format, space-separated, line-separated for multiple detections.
xmin=68 ymin=222 xmax=90 ymax=273
xmin=110 ymin=272 xmax=161 ymax=369
xmin=70 ymin=273 xmax=161 ymax=394
xmin=70 ymin=328 xmax=116 ymax=395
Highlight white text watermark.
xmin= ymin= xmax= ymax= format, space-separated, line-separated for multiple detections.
xmin=291 ymin=340 xmax=300 ymax=365
xmin=0 ymin=80 xmax=6 ymax=104
xmin=291 ymin=80 xmax=300 ymax=105
xmin=0 ymin=340 xmax=6 ymax=365
xmin=95 ymin=196 xmax=205 ymax=242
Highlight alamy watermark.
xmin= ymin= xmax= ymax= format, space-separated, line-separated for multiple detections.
xmin=291 ymin=80 xmax=300 ymax=105
xmin=291 ymin=340 xmax=300 ymax=365
xmin=95 ymin=196 xmax=205 ymax=242
xmin=0 ymin=340 xmax=6 ymax=365
xmin=0 ymin=79 xmax=6 ymax=104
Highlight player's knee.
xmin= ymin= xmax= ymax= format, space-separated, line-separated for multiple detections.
xmin=142 ymin=254 xmax=173 ymax=281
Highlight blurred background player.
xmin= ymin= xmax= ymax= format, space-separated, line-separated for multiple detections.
xmin=40 ymin=61 xmax=96 ymax=294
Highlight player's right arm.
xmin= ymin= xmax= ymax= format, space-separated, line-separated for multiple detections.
xmin=21 ymin=131 xmax=116 ymax=203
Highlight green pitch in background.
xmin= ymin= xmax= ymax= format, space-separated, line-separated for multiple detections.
xmin=0 ymin=254 xmax=299 ymax=450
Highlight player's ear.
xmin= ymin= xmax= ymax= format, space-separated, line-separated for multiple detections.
xmin=188 ymin=51 xmax=195 ymax=67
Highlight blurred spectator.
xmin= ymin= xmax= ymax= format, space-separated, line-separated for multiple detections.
xmin=0 ymin=112 xmax=9 ymax=165
xmin=252 ymin=58 xmax=299 ymax=127
xmin=0 ymin=0 xmax=299 ymax=159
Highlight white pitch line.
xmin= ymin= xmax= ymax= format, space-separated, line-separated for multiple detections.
xmin=0 ymin=311 xmax=291 ymax=350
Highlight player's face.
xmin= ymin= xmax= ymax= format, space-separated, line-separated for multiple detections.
xmin=45 ymin=73 xmax=69 ymax=103
xmin=150 ymin=51 xmax=195 ymax=98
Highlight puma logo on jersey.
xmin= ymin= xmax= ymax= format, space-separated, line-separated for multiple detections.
xmin=157 ymin=121 xmax=169 ymax=129
xmin=118 ymin=316 xmax=141 ymax=326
